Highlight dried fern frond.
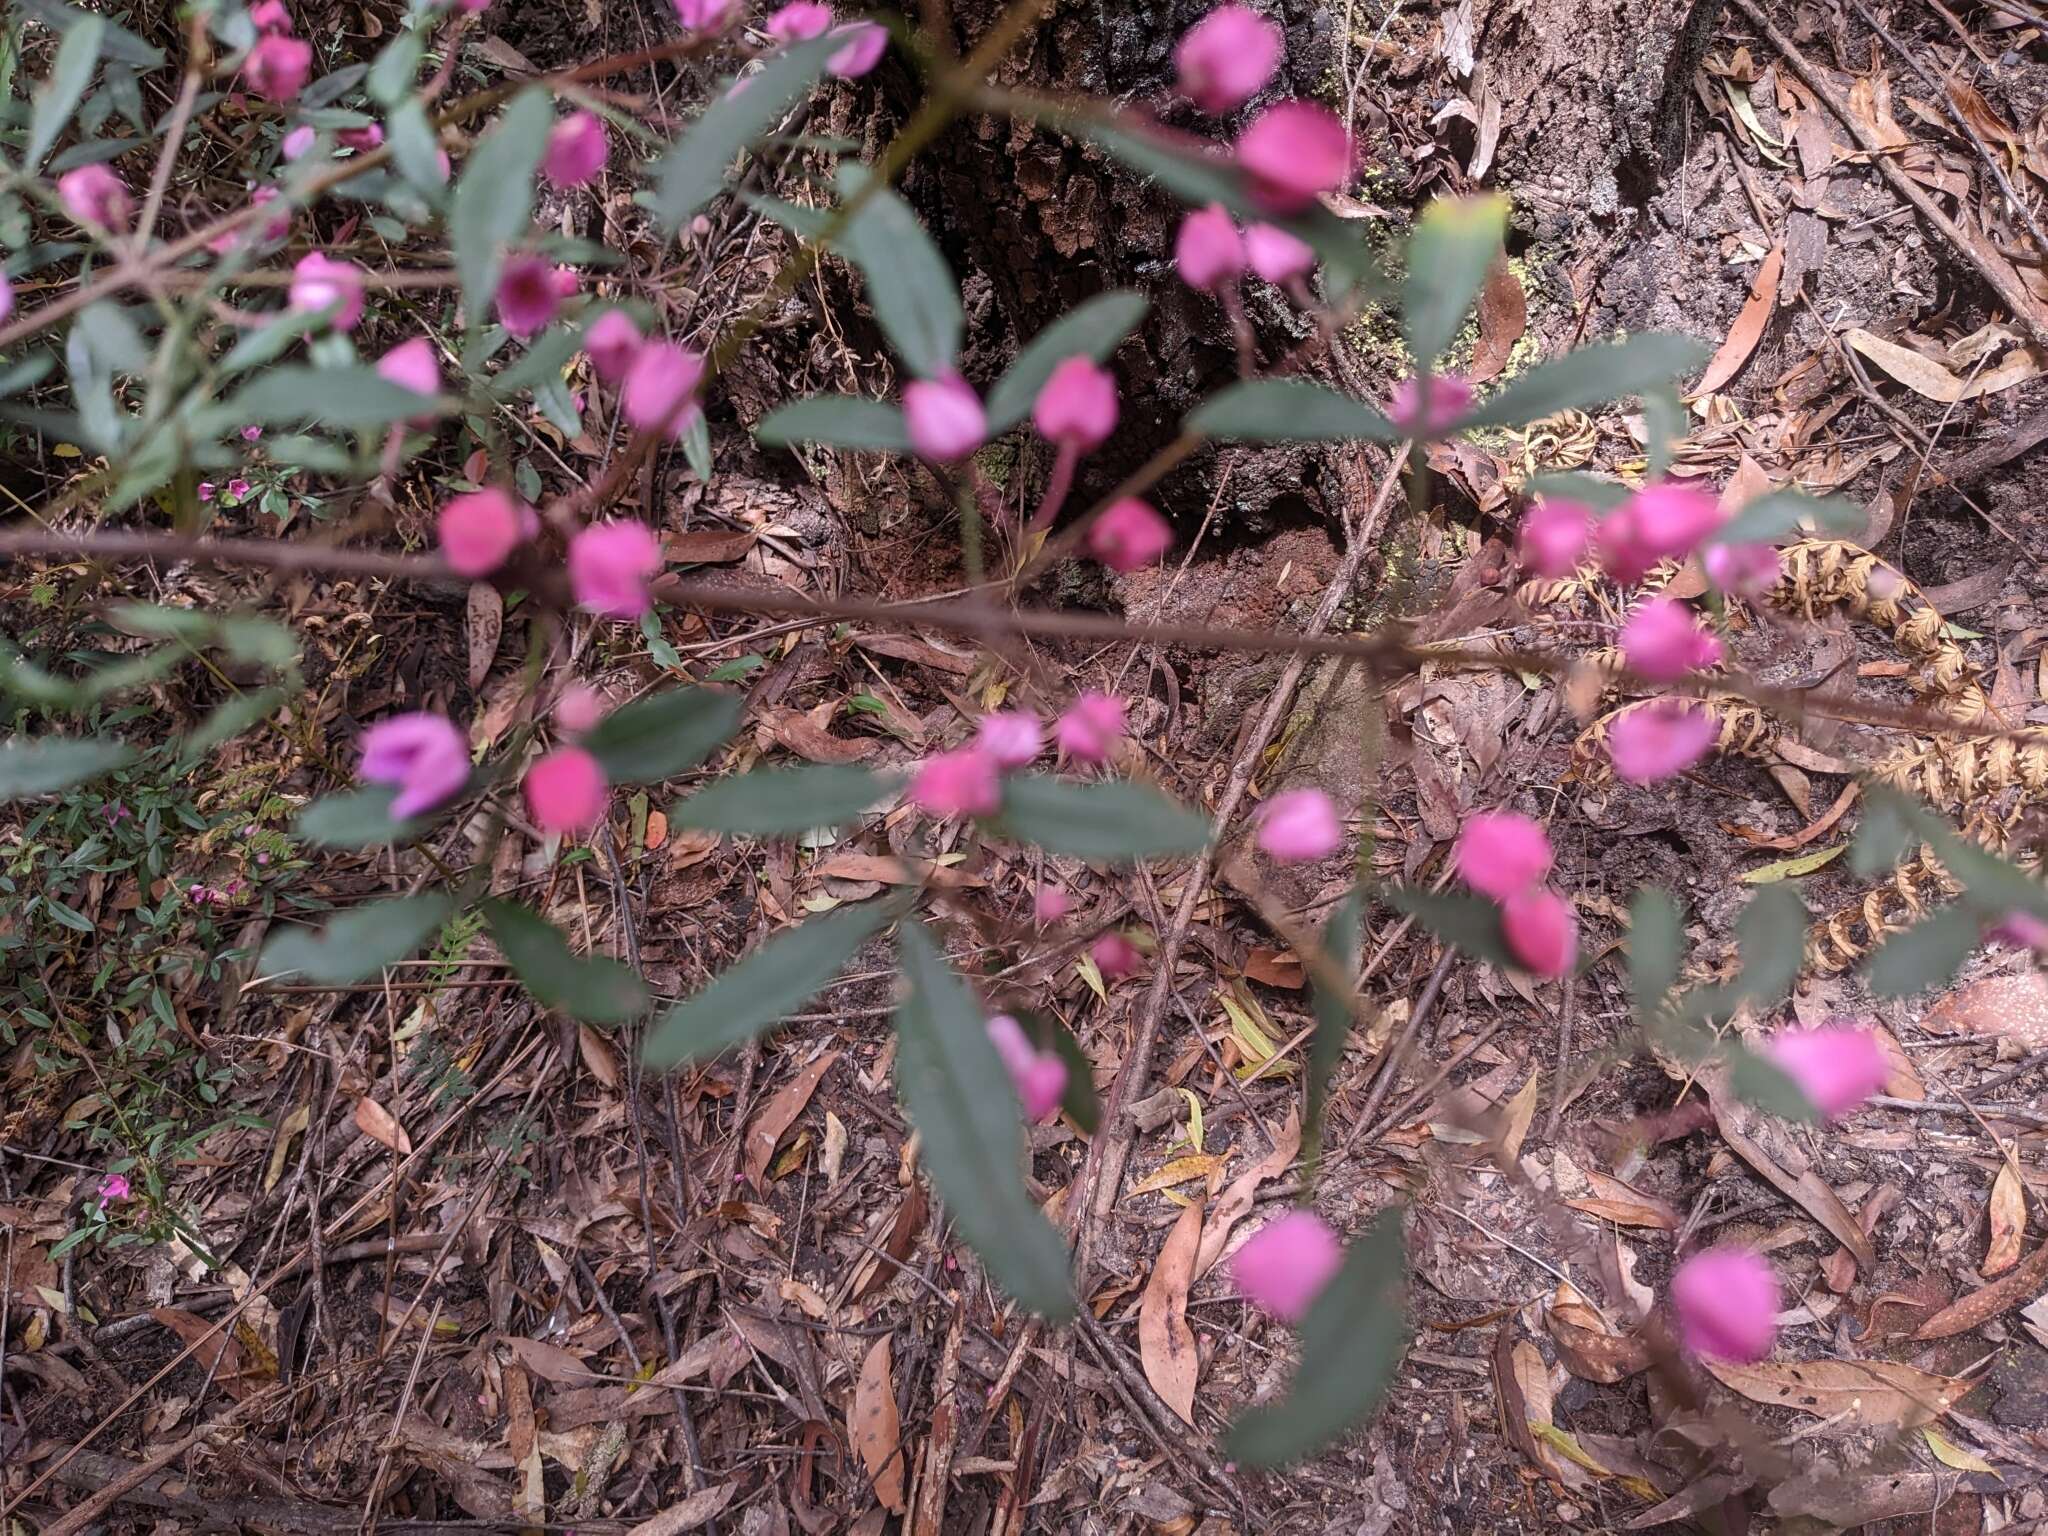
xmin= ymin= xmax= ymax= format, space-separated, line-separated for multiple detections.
xmin=1771 ymin=539 xmax=1972 ymax=698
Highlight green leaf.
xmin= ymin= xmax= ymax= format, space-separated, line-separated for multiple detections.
xmin=295 ymin=785 xmax=430 ymax=848
xmin=28 ymin=14 xmax=103 ymax=170
xmin=673 ymin=765 xmax=900 ymax=836
xmin=1731 ymin=884 xmax=1807 ymax=1002
xmin=1643 ymin=385 xmax=1685 ymax=478
xmin=647 ymin=34 xmax=839 ymax=232
xmin=224 ymin=365 xmax=443 ymax=428
xmin=1865 ymin=906 xmax=1979 ymax=1000
xmin=0 ymin=736 xmax=131 ymax=802
xmin=451 ymin=88 xmax=551 ymax=327
xmin=366 ymin=28 xmax=424 ymax=107
xmin=833 ymin=165 xmax=961 ymax=380
xmin=260 ymin=893 xmax=452 ymax=984
xmin=1727 ymin=1047 xmax=1819 ymax=1123
xmin=482 ymin=899 xmax=649 ymax=1024
xmin=16 ymin=0 xmax=160 ymax=67
xmin=1851 ymin=788 xmax=1916 ymax=877
xmin=984 ymin=291 xmax=1150 ymax=432
xmin=387 ymin=98 xmax=447 ymax=196
xmin=582 ymin=687 xmax=741 ymax=784
xmin=1713 ymin=489 xmax=1861 ymax=548
xmin=180 ymin=685 xmax=286 ymax=760
xmin=1403 ymin=194 xmax=1506 ymax=369
xmin=644 ymin=904 xmax=890 ymax=1067
xmin=1030 ymin=1012 xmax=1101 ymax=1134
xmin=1454 ymin=335 xmax=1711 ymax=432
xmin=1738 ymin=843 xmax=1845 ymax=884
xmin=997 ymin=775 xmax=1210 ymax=862
xmin=1628 ymin=888 xmax=1684 ymax=1021
xmin=1224 ymin=1207 xmax=1408 ymax=1466
xmin=1523 ymin=472 xmax=1632 ymax=512
xmin=895 ymin=924 xmax=1076 ymax=1319
xmin=1187 ymin=379 xmax=1398 ymax=444
xmin=1381 ymin=886 xmax=1515 ymax=970
xmin=756 ymin=395 xmax=911 ymax=453
xmin=1306 ymin=890 xmax=1363 ymax=1173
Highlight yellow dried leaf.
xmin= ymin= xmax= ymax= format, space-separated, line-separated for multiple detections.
xmin=1922 ymin=1426 xmax=1998 ymax=1475
xmin=1181 ymin=1088 xmax=1205 ymax=1154
xmin=1075 ymin=953 xmax=1106 ymax=1002
xmin=1127 ymin=1154 xmax=1226 ymax=1198
xmin=263 ymin=1102 xmax=311 ymax=1194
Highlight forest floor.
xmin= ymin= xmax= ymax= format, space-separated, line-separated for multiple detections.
xmin=7 ymin=0 xmax=2048 ymax=1532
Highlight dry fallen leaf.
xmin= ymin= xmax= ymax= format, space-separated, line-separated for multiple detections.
xmin=1469 ymin=254 xmax=1527 ymax=383
xmin=1496 ymin=1072 xmax=1541 ymax=1163
xmin=1986 ymin=1160 xmax=2026 ymax=1276
xmin=1923 ymin=972 xmax=2048 ymax=1048
xmin=743 ymin=1050 xmax=839 ymax=1188
xmin=1139 ymin=1197 xmax=1204 ymax=1425
xmin=664 ymin=528 xmax=757 ymax=565
xmin=578 ymin=1023 xmax=620 ymax=1090
xmin=1126 ymin=1153 xmax=1225 ymax=1199
xmin=354 ymin=1096 xmax=412 ymax=1156
xmin=500 ymin=1335 xmax=600 ymax=1386
xmin=1546 ymin=1281 xmax=1651 ymax=1384
xmin=465 ymin=581 xmax=503 ymax=691
xmin=1563 ymin=1169 xmax=1680 ymax=1230
xmin=1709 ymin=1087 xmax=1872 ymax=1268
xmin=1195 ymin=1112 xmax=1301 ymax=1279
xmin=263 ymin=1101 xmax=312 ymax=1194
xmin=852 ymin=1334 xmax=907 ymax=1512
xmin=1702 ymin=1356 xmax=1971 ymax=1430
xmin=1918 ymin=1237 xmax=2048 ymax=1339
xmin=1694 ymin=243 xmax=1784 ymax=396
xmin=626 ymin=1483 xmax=737 ymax=1536
xmin=1845 ymin=327 xmax=2044 ymax=402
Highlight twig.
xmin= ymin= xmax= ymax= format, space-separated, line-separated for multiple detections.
xmin=1360 ymin=1017 xmax=1508 ymax=1146
xmin=135 ymin=20 xmax=209 ymax=253
xmin=33 ymin=1399 xmax=257 ymax=1536
xmin=1351 ymin=948 xmax=1456 ymax=1136
xmin=1544 ymin=969 xmax=1577 ymax=1140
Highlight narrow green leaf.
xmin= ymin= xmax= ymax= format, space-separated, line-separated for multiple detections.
xmin=225 ymin=365 xmax=443 ymax=428
xmin=1028 ymin=1011 xmax=1101 ymax=1134
xmin=673 ymin=765 xmax=900 ymax=836
xmin=1713 ymin=489 xmax=1861 ymax=547
xmin=15 ymin=0 xmax=160 ymax=67
xmin=1727 ymin=1047 xmax=1819 ymax=1123
xmin=180 ymin=685 xmax=286 ymax=760
xmin=834 ymin=165 xmax=961 ymax=380
xmin=1865 ymin=906 xmax=1979 ymax=999
xmin=756 ymin=395 xmax=911 ymax=453
xmin=1731 ymin=884 xmax=1807 ymax=1004
xmin=0 ymin=736 xmax=132 ymax=802
xmin=985 ymin=291 xmax=1150 ymax=432
xmin=1738 ymin=844 xmax=1845 ymax=884
xmin=1628 ymin=888 xmax=1684 ymax=1022
xmin=644 ymin=904 xmax=890 ymax=1066
xmin=1381 ymin=886 xmax=1515 ymax=970
xmin=1851 ymin=788 xmax=1916 ymax=877
xmin=451 ymin=88 xmax=551 ymax=327
xmin=1402 ymin=194 xmax=1506 ymax=369
xmin=997 ymin=775 xmax=1210 ymax=862
xmin=366 ymin=28 xmax=424 ymax=107
xmin=260 ymin=893 xmax=452 ymax=984
xmin=1187 ymin=378 xmax=1399 ymax=444
xmin=896 ymin=924 xmax=1076 ymax=1319
xmin=295 ymin=785 xmax=430 ymax=848
xmin=582 ymin=687 xmax=741 ymax=784
xmin=1225 ymin=1207 xmax=1408 ymax=1466
xmin=1454 ymin=335 xmax=1710 ymax=432
xmin=482 ymin=899 xmax=649 ymax=1024
xmin=1306 ymin=890 xmax=1363 ymax=1173
xmin=28 ymin=14 xmax=103 ymax=170
xmin=1643 ymin=384 xmax=1685 ymax=478
xmin=647 ymin=35 xmax=839 ymax=232
xmin=387 ymin=98 xmax=447 ymax=196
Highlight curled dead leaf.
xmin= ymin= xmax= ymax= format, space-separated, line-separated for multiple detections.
xmin=1138 ymin=1197 xmax=1203 ymax=1425
xmin=1986 ymin=1160 xmax=2026 ymax=1276
xmin=354 ymin=1096 xmax=412 ymax=1156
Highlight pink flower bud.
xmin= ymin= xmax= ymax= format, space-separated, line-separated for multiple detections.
xmin=622 ymin=341 xmax=707 ymax=440
xmin=987 ymin=1014 xmax=1067 ymax=1121
xmin=545 ymin=110 xmax=608 ymax=189
xmin=1244 ymin=221 xmax=1315 ymax=287
xmin=289 ymin=252 xmax=365 ymax=330
xmin=198 ymin=482 xmax=216 ymax=502
xmin=569 ymin=521 xmax=663 ymax=619
xmin=673 ymin=0 xmax=742 ymax=30
xmin=1987 ymin=910 xmax=2048 ymax=951
xmin=250 ymin=0 xmax=293 ymax=31
xmin=903 ymin=372 xmax=987 ymax=461
xmin=1033 ymin=884 xmax=1070 ymax=924
xmin=1453 ymin=811 xmax=1552 ymax=900
xmin=281 ymin=125 xmax=318 ymax=161
xmin=97 ymin=1172 xmax=133 ymax=1209
xmin=1174 ymin=5 xmax=1283 ymax=114
xmin=1056 ymin=691 xmax=1126 ymax=764
xmin=1763 ymin=1024 xmax=1888 ymax=1120
xmin=337 ymin=123 xmax=384 ymax=151
xmin=242 ymin=425 xmax=263 ymax=441
xmin=1502 ymin=886 xmax=1576 ymax=977
xmin=827 ymin=21 xmax=888 ymax=77
xmin=767 ymin=1 xmax=833 ymax=40
xmin=1598 ymin=482 xmax=1724 ymax=583
xmin=1606 ymin=699 xmax=1718 ymax=785
xmin=227 ymin=478 xmax=252 ymax=501
xmin=975 ymin=710 xmax=1043 ymax=768
xmin=1091 ymin=930 xmax=1142 ymax=980
xmin=58 ymin=165 xmax=133 ymax=232
xmin=585 ymin=310 xmax=645 ymax=385
xmin=245 ymin=33 xmax=313 ymax=102
xmin=437 ymin=488 xmax=530 ymax=578
xmin=1231 ymin=1210 xmax=1341 ymax=1323
xmin=0 ymin=275 xmax=13 ymax=324
xmin=1671 ymin=1247 xmax=1777 ymax=1362
xmin=1387 ymin=374 xmax=1474 ymax=437
xmin=1704 ymin=540 xmax=1781 ymax=599
xmin=1033 ymin=356 xmax=1118 ymax=451
xmin=1517 ymin=498 xmax=1595 ymax=579
xmin=375 ymin=336 xmax=441 ymax=401
xmin=1088 ymin=498 xmax=1173 ymax=573
xmin=556 ymin=683 xmax=607 ymax=735
xmin=910 ymin=747 xmax=1001 ymax=817
xmin=360 ymin=712 xmax=471 ymax=819
xmin=1620 ymin=597 xmax=1722 ymax=683
xmin=524 ymin=746 xmax=608 ymax=836
xmin=1257 ymin=788 xmax=1341 ymax=862
xmin=495 ymin=253 xmax=564 ymax=339
xmin=1236 ymin=100 xmax=1350 ymax=211
xmin=1175 ymin=203 xmax=1246 ymax=291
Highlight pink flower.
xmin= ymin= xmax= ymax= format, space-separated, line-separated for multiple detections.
xmin=910 ymin=747 xmax=1001 ymax=817
xmin=241 ymin=425 xmax=263 ymax=441
xmin=1056 ymin=691 xmax=1126 ymax=764
xmin=250 ymin=0 xmax=293 ymax=30
xmin=281 ymin=124 xmax=318 ymax=160
xmin=1764 ymin=1024 xmax=1888 ymax=1120
xmin=1988 ymin=911 xmax=2048 ymax=951
xmin=673 ymin=0 xmax=742 ymax=30
xmin=337 ymin=123 xmax=384 ymax=152
xmin=569 ymin=521 xmax=663 ymax=619
xmin=827 ymin=21 xmax=888 ymax=76
xmin=1236 ymin=101 xmax=1350 ymax=211
xmin=585 ymin=310 xmax=645 ymax=385
xmin=524 ymin=746 xmax=608 ymax=836
xmin=376 ymin=337 xmax=441 ymax=401
xmin=1245 ymin=222 xmax=1315 ymax=287
xmin=987 ymin=1014 xmax=1068 ymax=1122
xmin=767 ymin=1 xmax=833 ymax=40
xmin=1502 ymin=886 xmax=1576 ymax=977
xmin=904 ymin=373 xmax=987 ymax=461
xmin=1453 ymin=811 xmax=1551 ymax=900
xmin=1258 ymin=788 xmax=1341 ymax=862
xmin=976 ymin=711 xmax=1043 ymax=768
xmin=1598 ymin=482 xmax=1725 ymax=583
xmin=227 ymin=478 xmax=252 ymax=500
xmin=1034 ymin=356 xmax=1118 ymax=451
xmin=97 ymin=1172 xmax=132 ymax=1210
xmin=289 ymin=252 xmax=365 ymax=330
xmin=245 ymin=33 xmax=313 ymax=102
xmin=545 ymin=111 xmax=608 ymax=188
xmin=0 ymin=275 xmax=12 ymax=324
xmin=1518 ymin=498 xmax=1594 ymax=579
xmin=58 ymin=165 xmax=133 ymax=231
xmin=360 ymin=712 xmax=471 ymax=819
xmin=495 ymin=253 xmax=563 ymax=339
xmin=1671 ymin=1248 xmax=1778 ymax=1363
xmin=622 ymin=342 xmax=707 ymax=439
xmin=1174 ymin=5 xmax=1283 ymax=114
xmin=196 ymin=480 xmax=216 ymax=502
xmin=1033 ymin=885 xmax=1070 ymax=924
xmin=438 ymin=488 xmax=530 ymax=578
xmin=1387 ymin=374 xmax=1474 ymax=437
xmin=1091 ymin=931 xmax=1142 ymax=979
xmin=1620 ymin=597 xmax=1723 ymax=683
xmin=1088 ymin=498 xmax=1173 ymax=572
xmin=1175 ymin=203 xmax=1246 ymax=292
xmin=556 ymin=683 xmax=607 ymax=735
xmin=1607 ymin=699 xmax=1718 ymax=785
xmin=1704 ymin=540 xmax=1781 ymax=599
xmin=1232 ymin=1210 xmax=1341 ymax=1323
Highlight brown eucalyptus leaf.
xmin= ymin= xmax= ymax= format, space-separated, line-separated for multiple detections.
xmin=1138 ymin=1197 xmax=1203 ymax=1425
xmin=1702 ymin=1356 xmax=1971 ymax=1429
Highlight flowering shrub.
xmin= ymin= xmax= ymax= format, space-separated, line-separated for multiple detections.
xmin=2 ymin=0 xmax=2040 ymax=1484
